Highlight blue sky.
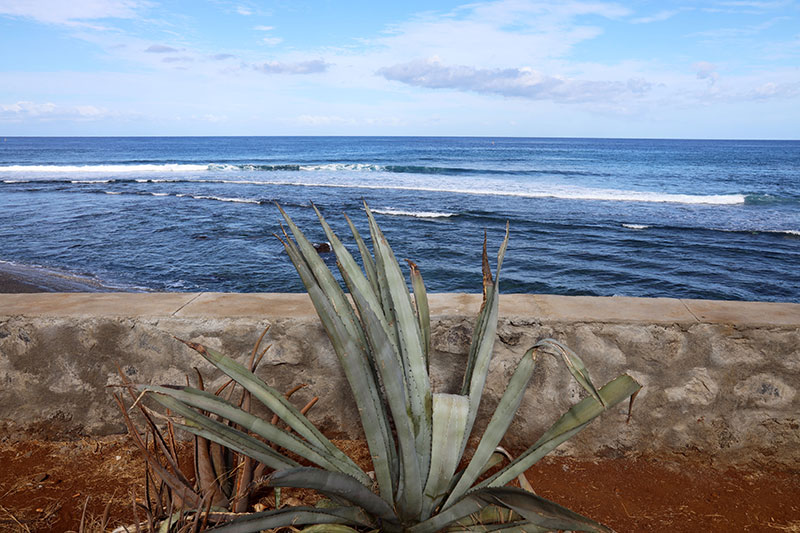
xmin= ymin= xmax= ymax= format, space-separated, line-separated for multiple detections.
xmin=1 ymin=0 xmax=798 ymax=138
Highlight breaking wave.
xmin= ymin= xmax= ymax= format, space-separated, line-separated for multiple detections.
xmin=372 ymin=208 xmax=455 ymax=219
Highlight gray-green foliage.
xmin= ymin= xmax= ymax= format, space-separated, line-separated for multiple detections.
xmin=138 ymin=203 xmax=641 ymax=532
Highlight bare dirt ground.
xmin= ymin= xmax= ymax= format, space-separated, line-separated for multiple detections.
xmin=1 ymin=435 xmax=798 ymax=532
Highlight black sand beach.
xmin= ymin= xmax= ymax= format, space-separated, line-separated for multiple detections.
xmin=0 ymin=261 xmax=112 ymax=293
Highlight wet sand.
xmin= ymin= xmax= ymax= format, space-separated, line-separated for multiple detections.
xmin=0 ymin=261 xmax=111 ymax=293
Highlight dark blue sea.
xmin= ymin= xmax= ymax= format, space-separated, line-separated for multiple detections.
xmin=1 ymin=136 xmax=798 ymax=302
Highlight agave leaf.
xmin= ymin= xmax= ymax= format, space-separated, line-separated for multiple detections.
xmin=335 ymin=262 xmax=401 ymax=493
xmin=422 ymin=394 xmax=470 ymax=517
xmin=407 ymin=259 xmax=431 ymax=369
xmin=207 ymin=506 xmax=375 ymax=533
xmin=446 ymin=523 xmax=549 ymax=533
xmin=461 ymin=225 xmax=509 ymax=395
xmin=444 ymin=346 xmax=537 ymax=508
xmin=461 ymin=233 xmax=492 ymax=396
xmin=365 ymin=202 xmax=432 ymax=486
xmin=278 ymin=234 xmax=394 ymax=494
xmin=313 ymin=203 xmax=402 ymax=489
xmin=478 ymin=452 xmax=505 ymax=477
xmin=277 ymin=204 xmax=367 ymax=350
xmin=459 ymin=225 xmax=510 ymax=456
xmin=353 ymin=296 xmax=423 ymax=521
xmin=313 ymin=204 xmax=385 ymax=327
xmin=449 ymin=504 xmax=520 ymax=528
xmin=481 ymin=374 xmax=642 ymax=489
xmin=343 ymin=212 xmax=381 ymax=307
xmin=407 ymin=495 xmax=485 ymax=533
xmin=141 ymin=384 xmax=361 ymax=478
xmin=300 ymin=526 xmax=364 ymax=533
xmin=493 ymin=447 xmax=534 ymax=493
xmin=178 ymin=339 xmax=367 ymax=484
xmin=476 ymin=486 xmax=612 ymax=533
xmin=147 ymin=391 xmax=299 ymax=471
xmin=268 ymin=467 xmax=399 ymax=523
xmin=362 ymin=205 xmax=400 ymax=348
xmin=535 ymin=339 xmax=604 ymax=407
xmin=112 ymin=394 xmax=203 ymax=509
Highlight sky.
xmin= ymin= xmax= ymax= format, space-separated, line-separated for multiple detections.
xmin=0 ymin=0 xmax=798 ymax=138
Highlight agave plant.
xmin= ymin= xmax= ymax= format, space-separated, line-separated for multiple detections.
xmin=114 ymin=327 xmax=322 ymax=532
xmin=133 ymin=203 xmax=641 ymax=532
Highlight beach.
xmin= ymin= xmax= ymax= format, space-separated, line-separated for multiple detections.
xmin=0 ymin=260 xmax=110 ymax=293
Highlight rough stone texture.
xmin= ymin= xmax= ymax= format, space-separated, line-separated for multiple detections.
xmin=1 ymin=293 xmax=799 ymax=467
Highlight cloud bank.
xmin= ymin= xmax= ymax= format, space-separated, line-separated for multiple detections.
xmin=379 ymin=58 xmax=652 ymax=102
xmin=254 ymin=59 xmax=329 ymax=74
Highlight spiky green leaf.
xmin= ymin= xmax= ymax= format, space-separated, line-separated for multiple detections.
xmin=277 ymin=204 xmax=367 ymax=350
xmin=141 ymin=384 xmax=359 ymax=478
xmin=535 ymin=339 xmax=604 ymax=407
xmin=477 ymin=486 xmax=612 ymax=532
xmin=407 ymin=259 xmax=431 ymax=368
xmin=207 ymin=506 xmax=374 ymax=533
xmin=444 ymin=346 xmax=536 ymax=507
xmin=422 ymin=394 xmax=470 ymax=517
xmin=147 ymin=392 xmax=297 ymax=471
xmin=178 ymin=340 xmax=367 ymax=485
xmin=343 ymin=212 xmax=381 ymax=306
xmin=482 ymin=374 xmax=641 ymax=489
xmin=365 ymin=203 xmax=432 ymax=488
xmin=269 ymin=467 xmax=398 ymax=524
xmin=459 ymin=224 xmax=509 ymax=457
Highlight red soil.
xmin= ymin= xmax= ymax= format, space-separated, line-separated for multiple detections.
xmin=1 ymin=436 xmax=798 ymax=532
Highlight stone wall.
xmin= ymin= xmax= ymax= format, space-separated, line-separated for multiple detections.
xmin=1 ymin=293 xmax=798 ymax=466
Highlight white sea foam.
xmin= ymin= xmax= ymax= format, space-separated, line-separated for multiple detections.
xmin=207 ymin=180 xmax=745 ymax=205
xmin=150 ymin=192 xmax=169 ymax=196
xmin=104 ymin=191 xmax=122 ymax=195
xmin=189 ymin=195 xmax=260 ymax=204
xmin=299 ymin=163 xmax=383 ymax=172
xmin=372 ymin=208 xmax=455 ymax=219
xmin=0 ymin=163 xmax=209 ymax=172
xmin=768 ymin=229 xmax=800 ymax=236
xmin=71 ymin=179 xmax=113 ymax=183
xmin=622 ymin=223 xmax=650 ymax=230
xmin=1 ymin=164 xmax=749 ymax=206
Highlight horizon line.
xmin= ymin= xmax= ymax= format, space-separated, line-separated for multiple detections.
xmin=3 ymin=134 xmax=799 ymax=142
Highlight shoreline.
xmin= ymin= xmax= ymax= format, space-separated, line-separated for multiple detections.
xmin=0 ymin=260 xmax=114 ymax=293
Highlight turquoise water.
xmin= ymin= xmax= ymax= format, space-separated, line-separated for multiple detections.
xmin=1 ymin=136 xmax=798 ymax=301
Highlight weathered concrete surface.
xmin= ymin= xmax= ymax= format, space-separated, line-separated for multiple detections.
xmin=1 ymin=293 xmax=799 ymax=466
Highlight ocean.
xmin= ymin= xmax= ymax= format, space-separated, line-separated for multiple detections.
xmin=1 ymin=136 xmax=798 ymax=302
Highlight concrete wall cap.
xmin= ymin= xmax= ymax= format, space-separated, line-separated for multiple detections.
xmin=1 ymin=292 xmax=799 ymax=326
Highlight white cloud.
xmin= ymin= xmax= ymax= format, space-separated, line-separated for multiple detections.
xmin=0 ymin=100 xmax=110 ymax=121
xmin=262 ymin=37 xmax=283 ymax=46
xmin=368 ymin=1 xmax=630 ymax=68
xmin=236 ymin=6 xmax=252 ymax=16
xmin=379 ymin=57 xmax=651 ymax=103
xmin=0 ymin=0 xmax=147 ymax=25
xmin=162 ymin=56 xmax=193 ymax=63
xmin=145 ymin=44 xmax=179 ymax=53
xmin=690 ymin=17 xmax=787 ymax=39
xmin=254 ymin=59 xmax=329 ymax=74
xmin=747 ymin=81 xmax=800 ymax=99
xmin=716 ymin=0 xmax=790 ymax=8
xmin=631 ymin=9 xmax=681 ymax=24
xmin=693 ymin=61 xmax=719 ymax=84
xmin=254 ymin=25 xmax=274 ymax=31
xmin=296 ymin=114 xmax=354 ymax=126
